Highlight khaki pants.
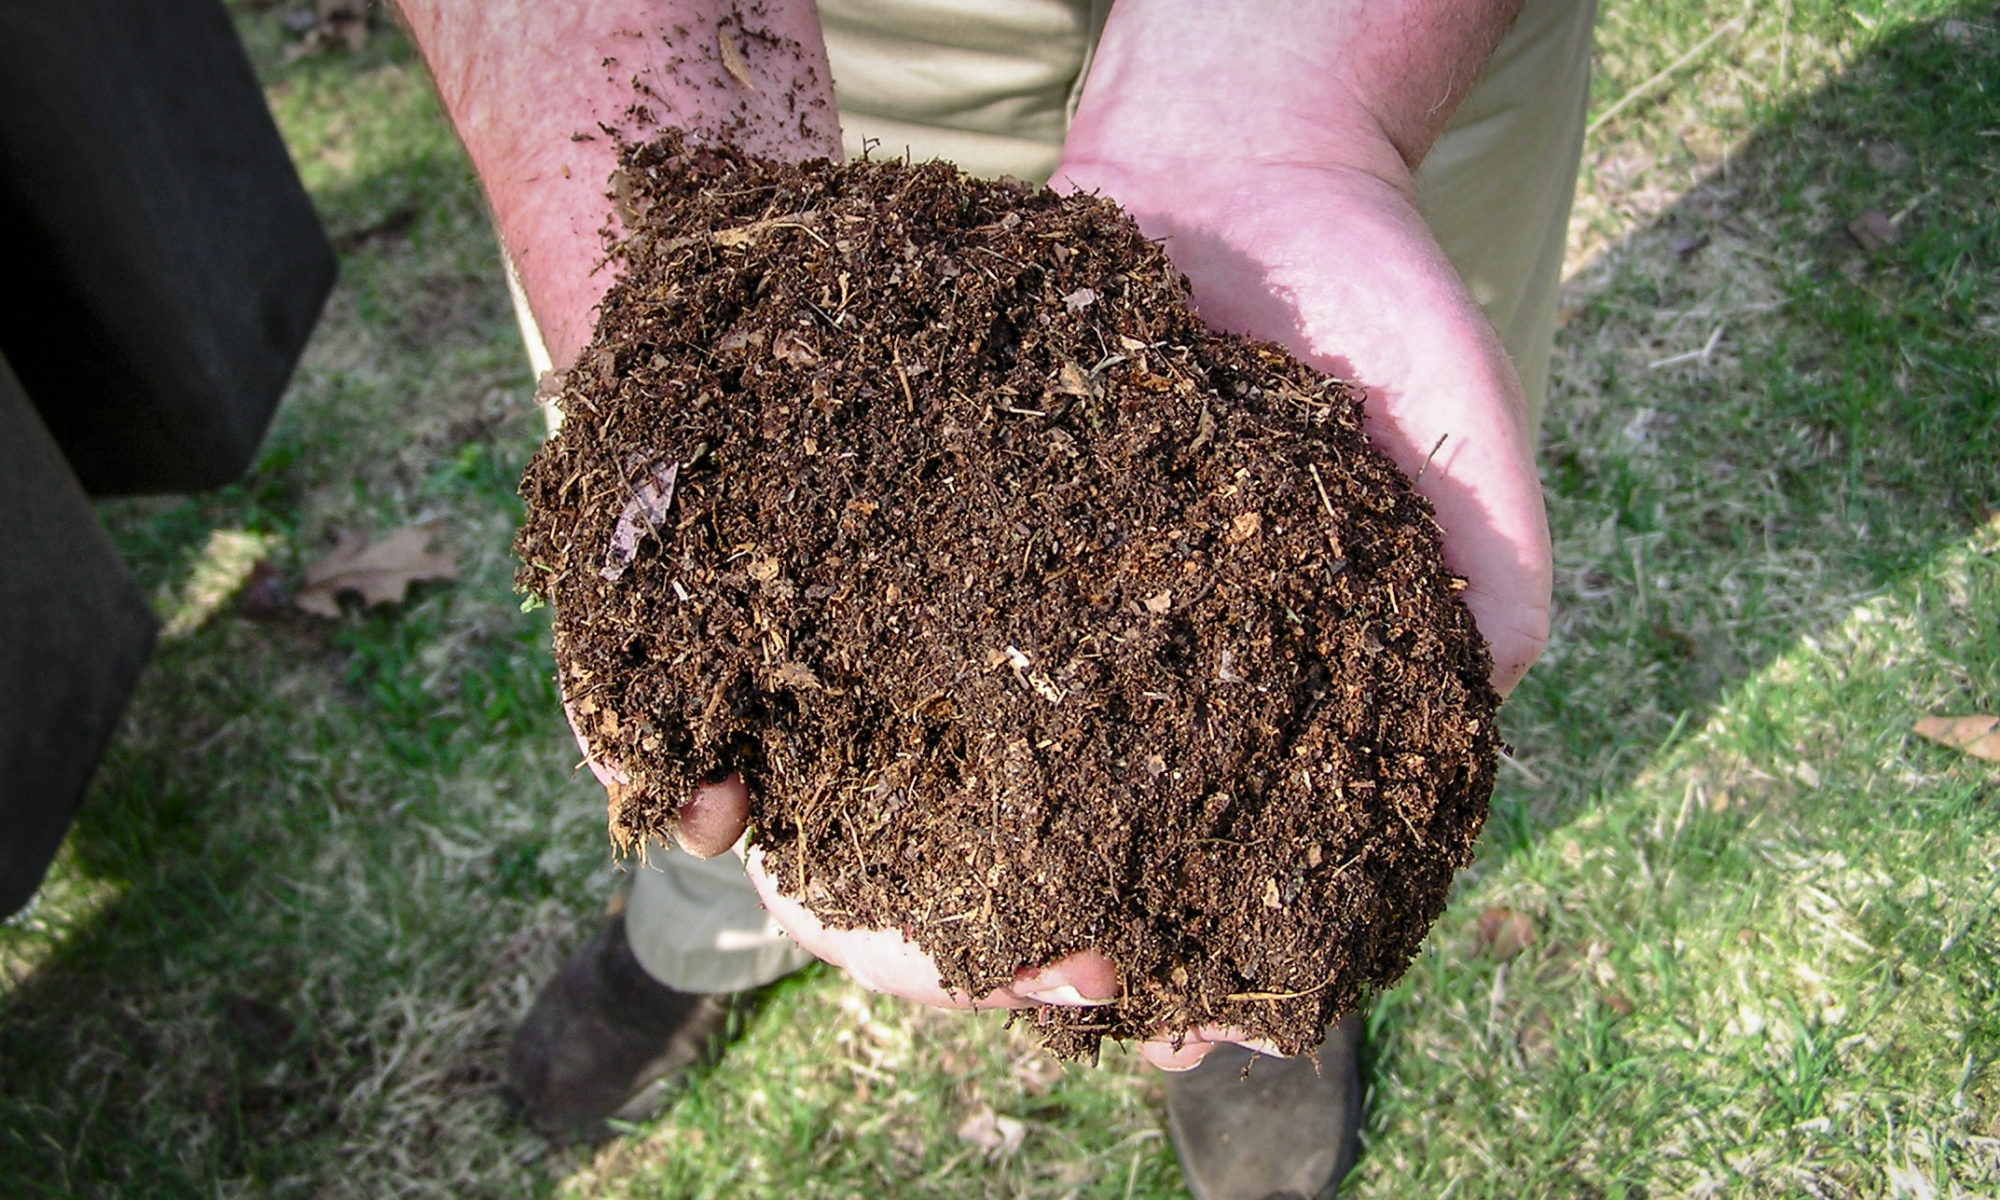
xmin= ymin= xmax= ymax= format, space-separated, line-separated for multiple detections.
xmin=510 ymin=0 xmax=1598 ymax=993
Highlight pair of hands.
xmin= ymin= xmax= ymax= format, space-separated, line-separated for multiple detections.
xmin=578 ymin=151 xmax=1551 ymax=1071
xmin=453 ymin=0 xmax=1553 ymax=1069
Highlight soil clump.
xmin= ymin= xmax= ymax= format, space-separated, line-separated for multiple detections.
xmin=515 ymin=132 xmax=1501 ymax=1057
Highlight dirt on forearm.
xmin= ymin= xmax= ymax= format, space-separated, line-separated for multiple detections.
xmin=514 ymin=131 xmax=1500 ymax=1057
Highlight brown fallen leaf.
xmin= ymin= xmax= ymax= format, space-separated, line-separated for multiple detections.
xmin=1913 ymin=715 xmax=2000 ymax=762
xmin=601 ymin=461 xmax=680 ymax=582
xmin=1473 ymin=907 xmax=1537 ymax=961
xmin=955 ymin=1105 xmax=1026 ymax=1159
xmin=295 ymin=522 xmax=458 ymax=618
xmin=1847 ymin=209 xmax=1901 ymax=253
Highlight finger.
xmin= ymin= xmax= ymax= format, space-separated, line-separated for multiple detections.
xmin=1010 ymin=949 xmax=1121 ymax=1007
xmin=744 ymin=844 xmax=975 ymax=1005
xmin=1188 ymin=1024 xmax=1286 ymax=1058
xmin=1140 ymin=1024 xmax=1288 ymax=1072
xmin=674 ymin=773 xmax=749 ymax=858
xmin=560 ymin=697 xmax=630 ymax=789
xmin=745 ymin=847 xmax=1115 ymax=1010
xmin=1140 ymin=1036 xmax=1215 ymax=1072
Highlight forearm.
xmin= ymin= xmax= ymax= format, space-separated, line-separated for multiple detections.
xmin=1064 ymin=0 xmax=1522 ymax=185
xmin=397 ymin=0 xmax=839 ymax=369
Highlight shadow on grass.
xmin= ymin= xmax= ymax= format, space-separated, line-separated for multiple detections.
xmin=1485 ymin=4 xmax=1998 ymax=854
xmin=2 ymin=7 xmax=1996 ymax=1199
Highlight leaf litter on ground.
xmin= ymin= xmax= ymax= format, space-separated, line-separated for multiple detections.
xmin=295 ymin=520 xmax=459 ymax=617
xmin=1911 ymin=715 xmax=2000 ymax=762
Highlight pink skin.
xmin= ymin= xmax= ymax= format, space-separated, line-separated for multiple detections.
xmin=413 ymin=0 xmax=1544 ymax=1072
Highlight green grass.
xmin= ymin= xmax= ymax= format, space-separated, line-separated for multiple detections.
xmin=3 ymin=1 xmax=1997 ymax=1196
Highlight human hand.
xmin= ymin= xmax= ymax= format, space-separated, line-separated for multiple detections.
xmin=1044 ymin=0 xmax=1552 ymax=1068
xmin=1051 ymin=154 xmax=1552 ymax=696
xmin=1054 ymin=0 xmax=1549 ymax=699
xmin=746 ymin=838 xmax=1279 ymax=1071
xmin=571 ymin=752 xmax=1132 ymax=1021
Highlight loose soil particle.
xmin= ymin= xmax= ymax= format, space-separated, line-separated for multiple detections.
xmin=515 ymin=133 xmax=1501 ymax=1058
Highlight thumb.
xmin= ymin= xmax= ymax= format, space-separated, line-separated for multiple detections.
xmin=674 ymin=773 xmax=750 ymax=857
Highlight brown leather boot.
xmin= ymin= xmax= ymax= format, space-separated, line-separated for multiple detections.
xmin=1164 ymin=1013 xmax=1365 ymax=1200
xmin=501 ymin=912 xmax=735 ymax=1142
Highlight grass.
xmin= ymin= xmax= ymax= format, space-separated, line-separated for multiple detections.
xmin=3 ymin=0 xmax=1997 ymax=1196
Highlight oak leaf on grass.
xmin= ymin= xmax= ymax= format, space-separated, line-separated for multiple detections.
xmin=1473 ymin=907 xmax=1537 ymax=961
xmin=956 ymin=1106 xmax=1026 ymax=1159
xmin=295 ymin=521 xmax=458 ymax=618
xmin=1912 ymin=715 xmax=2000 ymax=762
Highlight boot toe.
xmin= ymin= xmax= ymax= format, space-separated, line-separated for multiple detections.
xmin=503 ymin=913 xmax=734 ymax=1142
xmin=1164 ymin=1013 xmax=1364 ymax=1200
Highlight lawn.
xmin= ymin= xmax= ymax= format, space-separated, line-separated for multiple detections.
xmin=3 ymin=1 xmax=1996 ymax=1197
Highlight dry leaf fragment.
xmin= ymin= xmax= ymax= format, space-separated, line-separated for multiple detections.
xmin=1142 ymin=591 xmax=1173 ymax=614
xmin=1052 ymin=361 xmax=1095 ymax=398
xmin=717 ymin=25 xmax=758 ymax=90
xmin=1473 ymin=907 xmax=1536 ymax=961
xmin=296 ymin=522 xmax=457 ymax=617
xmin=318 ymin=0 xmax=368 ymax=50
xmin=1227 ymin=511 xmax=1263 ymax=544
xmin=956 ymin=1106 xmax=1026 ymax=1158
xmin=601 ymin=461 xmax=680 ymax=582
xmin=1848 ymin=209 xmax=1901 ymax=253
xmin=772 ymin=328 xmax=820 ymax=366
xmin=1913 ymin=715 xmax=2000 ymax=761
xmin=772 ymin=662 xmax=824 ymax=691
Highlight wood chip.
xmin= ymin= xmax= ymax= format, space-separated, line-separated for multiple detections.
xmin=717 ymin=25 xmax=758 ymax=91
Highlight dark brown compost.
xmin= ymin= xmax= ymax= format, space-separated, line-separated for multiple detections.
xmin=515 ymin=133 xmax=1500 ymax=1057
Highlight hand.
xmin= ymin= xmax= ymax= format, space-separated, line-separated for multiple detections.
xmin=741 ymin=821 xmax=1286 ymax=1069
xmin=1047 ymin=0 xmax=1554 ymax=1066
xmin=1051 ymin=155 xmax=1552 ymax=695
xmin=577 ymin=756 xmax=1131 ymax=1019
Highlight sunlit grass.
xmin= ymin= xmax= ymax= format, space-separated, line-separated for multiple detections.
xmin=2 ymin=1 xmax=1995 ymax=1197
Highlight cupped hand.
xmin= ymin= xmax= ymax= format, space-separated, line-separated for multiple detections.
xmin=1052 ymin=154 xmax=1552 ymax=697
xmin=567 ymin=747 xmax=1130 ymax=1016
xmin=1050 ymin=74 xmax=1555 ymax=1070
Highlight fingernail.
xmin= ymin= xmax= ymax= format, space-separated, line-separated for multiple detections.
xmin=1153 ymin=1059 xmax=1202 ymax=1073
xmin=1020 ymin=984 xmax=1110 ymax=1007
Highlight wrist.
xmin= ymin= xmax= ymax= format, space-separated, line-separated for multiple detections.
xmin=398 ymin=0 xmax=839 ymax=370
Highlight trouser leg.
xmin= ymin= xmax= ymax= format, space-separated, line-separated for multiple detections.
xmin=1415 ymin=0 xmax=1599 ymax=433
xmin=624 ymin=850 xmax=816 ymax=993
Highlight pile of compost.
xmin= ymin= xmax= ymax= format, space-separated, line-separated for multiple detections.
xmin=515 ymin=132 xmax=1500 ymax=1057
